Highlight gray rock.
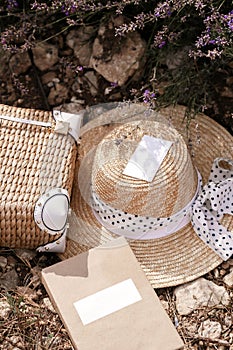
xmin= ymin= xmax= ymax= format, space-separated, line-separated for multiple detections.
xmin=0 ymin=300 xmax=11 ymax=319
xmin=58 ymin=102 xmax=85 ymax=115
xmin=90 ymin=19 xmax=146 ymax=86
xmin=41 ymin=71 xmax=58 ymax=85
xmin=66 ymin=27 xmax=95 ymax=67
xmin=224 ymin=314 xmax=232 ymax=328
xmin=0 ymin=269 xmax=19 ymax=291
xmin=223 ymin=267 xmax=233 ymax=288
xmin=174 ymin=277 xmax=230 ymax=315
xmin=47 ymin=83 xmax=69 ymax=105
xmin=0 ymin=256 xmax=7 ymax=270
xmin=9 ymin=52 xmax=31 ymax=76
xmin=198 ymin=319 xmax=222 ymax=339
xmin=32 ymin=42 xmax=58 ymax=71
xmin=7 ymin=255 xmax=16 ymax=269
xmin=14 ymin=248 xmax=37 ymax=261
xmin=84 ymin=71 xmax=98 ymax=96
xmin=0 ymin=48 xmax=10 ymax=75
xmin=220 ymin=86 xmax=233 ymax=98
xmin=165 ymin=46 xmax=190 ymax=70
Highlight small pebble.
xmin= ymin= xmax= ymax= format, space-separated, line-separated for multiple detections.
xmin=43 ymin=297 xmax=56 ymax=313
xmin=52 ymin=77 xmax=60 ymax=83
xmin=223 ymin=268 xmax=233 ymax=288
xmin=0 ymin=300 xmax=11 ymax=319
xmin=0 ymin=256 xmax=7 ymax=270
xmin=222 ymin=262 xmax=230 ymax=270
xmin=7 ymin=256 xmax=16 ymax=268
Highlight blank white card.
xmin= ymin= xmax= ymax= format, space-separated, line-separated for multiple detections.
xmin=123 ymin=135 xmax=173 ymax=182
xmin=74 ymin=279 xmax=142 ymax=325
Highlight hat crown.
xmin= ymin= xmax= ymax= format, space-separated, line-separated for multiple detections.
xmin=92 ymin=121 xmax=197 ymax=218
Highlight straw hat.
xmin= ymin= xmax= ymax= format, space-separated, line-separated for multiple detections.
xmin=61 ymin=103 xmax=233 ymax=288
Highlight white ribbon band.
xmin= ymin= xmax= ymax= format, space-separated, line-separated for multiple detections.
xmin=91 ymin=158 xmax=233 ymax=260
xmin=91 ymin=171 xmax=202 ymax=239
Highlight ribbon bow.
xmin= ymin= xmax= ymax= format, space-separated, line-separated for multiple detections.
xmin=192 ymin=158 xmax=233 ymax=260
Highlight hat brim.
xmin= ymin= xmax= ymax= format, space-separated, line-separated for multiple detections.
xmin=60 ymin=104 xmax=233 ymax=288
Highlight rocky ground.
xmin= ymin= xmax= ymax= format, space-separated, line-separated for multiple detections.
xmin=0 ymin=16 xmax=233 ymax=132
xmin=0 ymin=247 xmax=233 ymax=350
xmin=0 ymin=17 xmax=233 ymax=350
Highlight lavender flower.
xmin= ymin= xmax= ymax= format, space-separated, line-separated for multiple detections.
xmin=158 ymin=41 xmax=166 ymax=48
xmin=0 ymin=0 xmax=232 ymax=61
xmin=111 ymin=82 xmax=118 ymax=88
xmin=7 ymin=0 xmax=18 ymax=10
xmin=143 ymin=89 xmax=156 ymax=104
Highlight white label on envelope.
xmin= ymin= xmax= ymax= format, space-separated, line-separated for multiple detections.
xmin=73 ymin=279 xmax=142 ymax=325
xmin=123 ymin=135 xmax=173 ymax=182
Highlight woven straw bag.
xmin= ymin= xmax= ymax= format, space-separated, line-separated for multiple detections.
xmin=0 ymin=104 xmax=81 ymax=252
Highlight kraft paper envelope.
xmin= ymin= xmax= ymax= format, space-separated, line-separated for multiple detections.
xmin=41 ymin=237 xmax=184 ymax=350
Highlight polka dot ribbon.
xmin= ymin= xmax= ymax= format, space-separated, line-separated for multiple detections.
xmin=91 ymin=173 xmax=202 ymax=239
xmin=191 ymin=158 xmax=233 ymax=260
xmin=92 ymin=158 xmax=233 ymax=261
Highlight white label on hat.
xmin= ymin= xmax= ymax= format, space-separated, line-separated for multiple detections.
xmin=73 ymin=279 xmax=142 ymax=325
xmin=123 ymin=135 xmax=173 ymax=182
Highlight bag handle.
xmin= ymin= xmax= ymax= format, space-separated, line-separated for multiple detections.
xmin=0 ymin=110 xmax=82 ymax=142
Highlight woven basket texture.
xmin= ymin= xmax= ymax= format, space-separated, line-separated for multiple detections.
xmin=0 ymin=104 xmax=77 ymax=249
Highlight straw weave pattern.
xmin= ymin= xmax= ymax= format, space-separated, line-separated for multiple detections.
xmin=0 ymin=104 xmax=77 ymax=249
xmin=92 ymin=121 xmax=197 ymax=217
xmin=62 ymin=104 xmax=233 ymax=288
